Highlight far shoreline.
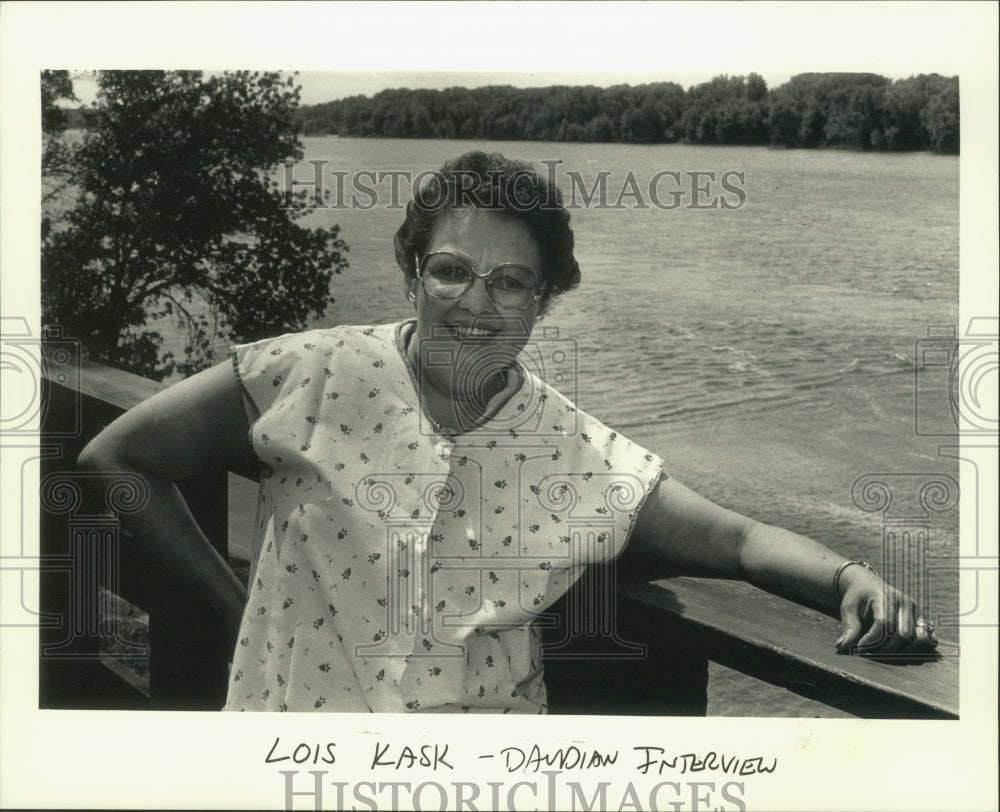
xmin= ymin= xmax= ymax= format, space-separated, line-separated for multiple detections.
xmin=61 ymin=128 xmax=959 ymax=158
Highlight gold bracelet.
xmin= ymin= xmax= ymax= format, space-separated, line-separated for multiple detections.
xmin=833 ymin=559 xmax=879 ymax=599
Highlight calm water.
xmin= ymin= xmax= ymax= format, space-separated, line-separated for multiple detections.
xmin=222 ymin=138 xmax=960 ymax=715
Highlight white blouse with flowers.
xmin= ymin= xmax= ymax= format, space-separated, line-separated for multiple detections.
xmin=222 ymin=321 xmax=663 ymax=713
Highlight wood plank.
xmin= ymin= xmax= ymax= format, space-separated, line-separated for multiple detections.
xmin=618 ymin=577 xmax=959 ymax=719
xmin=74 ymin=357 xmax=166 ymax=409
xmin=44 ymin=351 xmax=263 ymax=483
xmin=99 ymin=654 xmax=151 ymax=700
xmin=42 ymin=345 xmax=167 ymax=410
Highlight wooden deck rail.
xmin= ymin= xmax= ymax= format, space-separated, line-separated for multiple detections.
xmin=39 ymin=348 xmax=959 ymax=718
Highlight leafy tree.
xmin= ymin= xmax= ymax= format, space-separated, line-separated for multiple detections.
xmin=920 ymin=79 xmax=960 ymax=154
xmin=746 ymin=73 xmax=768 ymax=103
xmin=879 ymin=78 xmax=930 ymax=150
xmin=798 ymin=102 xmax=827 ymax=148
xmin=41 ymin=70 xmax=78 ymax=210
xmin=582 ymin=114 xmax=615 ymax=142
xmin=41 ymin=70 xmax=349 ymax=380
xmin=824 ymin=83 xmax=884 ymax=149
xmin=621 ymin=97 xmax=664 ymax=143
xmin=678 ymin=75 xmax=769 ymax=145
xmin=647 ymin=82 xmax=686 ymax=141
xmin=766 ymin=94 xmax=802 ymax=147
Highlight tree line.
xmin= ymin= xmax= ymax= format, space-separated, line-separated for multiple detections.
xmin=295 ymin=73 xmax=959 ymax=154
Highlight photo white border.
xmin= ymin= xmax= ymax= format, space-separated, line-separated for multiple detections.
xmin=2 ymin=2 xmax=997 ymax=810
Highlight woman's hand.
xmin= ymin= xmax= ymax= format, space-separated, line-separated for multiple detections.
xmin=835 ymin=565 xmax=938 ymax=655
xmin=628 ymin=478 xmax=941 ymax=656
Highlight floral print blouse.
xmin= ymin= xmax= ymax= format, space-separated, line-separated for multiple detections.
xmin=222 ymin=321 xmax=663 ymax=713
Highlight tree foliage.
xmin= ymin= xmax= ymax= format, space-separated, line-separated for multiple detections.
xmin=766 ymin=73 xmax=959 ymax=152
xmin=41 ymin=70 xmax=78 ymax=207
xmin=42 ymin=70 xmax=349 ymax=380
xmin=298 ymin=82 xmax=687 ymax=144
xmin=679 ymin=74 xmax=770 ymax=145
xmin=293 ymin=73 xmax=959 ymax=154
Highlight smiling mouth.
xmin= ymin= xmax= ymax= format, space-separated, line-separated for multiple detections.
xmin=447 ymin=323 xmax=503 ymax=340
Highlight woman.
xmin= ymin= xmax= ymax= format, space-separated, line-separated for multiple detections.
xmin=78 ymin=151 xmax=936 ymax=713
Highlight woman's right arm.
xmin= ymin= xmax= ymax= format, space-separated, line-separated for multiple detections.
xmin=77 ymin=360 xmax=256 ymax=643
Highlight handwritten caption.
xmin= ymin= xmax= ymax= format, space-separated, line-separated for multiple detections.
xmin=265 ymin=736 xmax=775 ymax=810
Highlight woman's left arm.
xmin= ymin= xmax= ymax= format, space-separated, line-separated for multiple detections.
xmin=626 ymin=475 xmax=936 ymax=654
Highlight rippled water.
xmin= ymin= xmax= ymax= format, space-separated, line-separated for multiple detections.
xmin=226 ymin=138 xmax=961 ymax=715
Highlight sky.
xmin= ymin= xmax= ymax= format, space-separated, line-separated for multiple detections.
xmin=46 ymin=1 xmax=977 ymax=108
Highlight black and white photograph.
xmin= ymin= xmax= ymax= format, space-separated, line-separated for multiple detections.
xmin=2 ymin=2 xmax=997 ymax=810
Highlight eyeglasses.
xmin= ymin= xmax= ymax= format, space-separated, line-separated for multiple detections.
xmin=417 ymin=251 xmax=545 ymax=311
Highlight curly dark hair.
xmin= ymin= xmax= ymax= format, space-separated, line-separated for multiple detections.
xmin=393 ymin=151 xmax=581 ymax=316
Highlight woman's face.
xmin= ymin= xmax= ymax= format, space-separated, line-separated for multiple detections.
xmin=409 ymin=206 xmax=544 ymax=375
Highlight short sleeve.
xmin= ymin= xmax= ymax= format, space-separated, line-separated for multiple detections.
xmin=231 ymin=333 xmax=322 ymax=426
xmin=578 ymin=414 xmax=665 ymax=560
xmin=531 ymin=382 xmax=666 ymax=564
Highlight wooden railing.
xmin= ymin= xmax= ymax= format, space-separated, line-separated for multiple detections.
xmin=39 ymin=351 xmax=232 ymax=710
xmin=39 ymin=348 xmax=958 ymax=718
